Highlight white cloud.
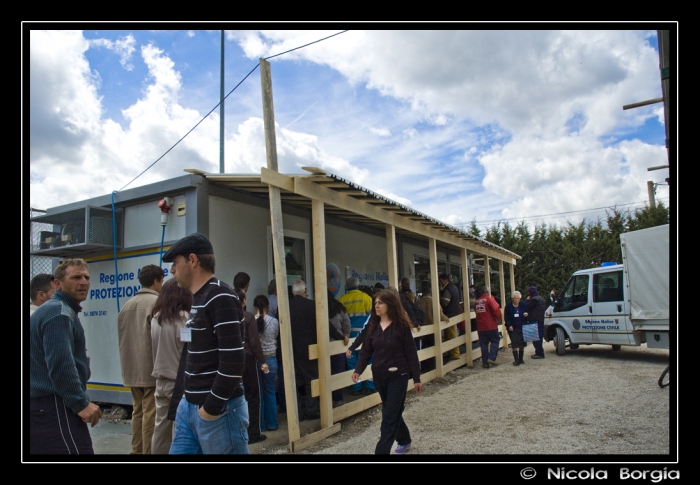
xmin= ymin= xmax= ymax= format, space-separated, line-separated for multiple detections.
xmin=28 ymin=30 xmax=670 ymax=234
xmin=372 ymin=189 xmax=412 ymax=207
xmin=233 ymin=30 xmax=667 ymax=226
xmin=90 ymin=34 xmax=136 ymax=71
xmin=368 ymin=126 xmax=391 ymax=137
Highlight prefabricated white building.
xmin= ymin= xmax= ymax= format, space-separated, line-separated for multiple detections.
xmin=30 ymin=166 xmax=521 ymax=450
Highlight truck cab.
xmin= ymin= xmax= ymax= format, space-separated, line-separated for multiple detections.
xmin=544 ymin=264 xmax=634 ymax=355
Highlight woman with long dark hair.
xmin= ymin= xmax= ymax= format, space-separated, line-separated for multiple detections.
xmin=352 ymin=289 xmax=422 ymax=454
xmin=234 ymin=288 xmax=269 ymax=444
xmin=150 ymin=278 xmax=192 ymax=454
xmin=253 ymin=294 xmax=280 ymax=432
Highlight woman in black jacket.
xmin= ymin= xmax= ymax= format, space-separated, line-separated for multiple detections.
xmin=352 ymin=289 xmax=422 ymax=454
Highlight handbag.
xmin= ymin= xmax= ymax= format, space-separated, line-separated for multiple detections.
xmin=522 ymin=323 xmax=539 ymax=342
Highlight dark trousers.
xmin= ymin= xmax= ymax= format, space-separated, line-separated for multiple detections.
xmin=29 ymin=394 xmax=94 ymax=455
xmin=330 ymin=353 xmax=346 ymax=402
xmin=530 ymin=320 xmax=545 ymax=356
xmin=242 ymin=353 xmax=262 ymax=440
xmin=294 ymin=358 xmax=320 ymax=418
xmin=374 ymin=373 xmax=411 ymax=455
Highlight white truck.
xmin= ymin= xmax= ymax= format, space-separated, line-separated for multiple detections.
xmin=544 ymin=224 xmax=670 ymax=355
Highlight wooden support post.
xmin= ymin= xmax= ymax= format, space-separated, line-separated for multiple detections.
xmin=386 ymin=224 xmax=398 ymax=290
xmin=499 ymin=259 xmax=508 ymax=350
xmin=484 ymin=256 xmax=491 ymax=292
xmin=260 ymin=58 xmax=300 ymax=447
xmin=429 ymin=238 xmax=446 ymax=377
xmin=311 ymin=199 xmax=333 ymax=428
xmin=460 ymin=248 xmax=473 ymax=367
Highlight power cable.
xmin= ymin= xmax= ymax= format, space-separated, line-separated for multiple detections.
xmin=119 ymin=30 xmax=349 ymax=191
xmin=459 ymin=197 xmax=670 ymax=229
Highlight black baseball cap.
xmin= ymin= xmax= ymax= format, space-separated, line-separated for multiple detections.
xmin=162 ymin=233 xmax=214 ymax=263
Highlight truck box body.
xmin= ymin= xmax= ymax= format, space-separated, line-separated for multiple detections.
xmin=544 ymin=224 xmax=670 ymax=355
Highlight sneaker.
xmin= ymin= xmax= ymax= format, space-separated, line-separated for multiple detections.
xmin=531 ymin=354 xmax=545 ymax=359
xmin=487 ymin=359 xmax=499 ymax=366
xmin=249 ymin=434 xmax=267 ymax=444
xmin=482 ymin=363 xmax=490 ymax=369
xmin=395 ymin=443 xmax=412 ymax=454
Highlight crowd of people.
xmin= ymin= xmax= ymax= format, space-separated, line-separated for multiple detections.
xmin=29 ymin=231 xmax=552 ymax=456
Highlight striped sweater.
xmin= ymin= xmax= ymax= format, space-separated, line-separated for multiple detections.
xmin=29 ymin=291 xmax=91 ymax=414
xmin=184 ymin=278 xmax=245 ymax=416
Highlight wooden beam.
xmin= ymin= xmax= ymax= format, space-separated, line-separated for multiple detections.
xmin=311 ymin=199 xmax=333 ymax=428
xmin=261 ymin=169 xmax=519 ymax=263
xmin=499 ymin=259 xmax=509 ymax=350
xmin=260 ymin=58 xmax=300 ymax=447
xmin=290 ymin=423 xmax=342 ymax=453
xmin=460 ymin=248 xmax=473 ymax=367
xmin=386 ymin=224 xmax=398 ymax=290
xmin=429 ymin=238 xmax=446 ymax=378
xmin=484 ymin=256 xmax=491 ymax=291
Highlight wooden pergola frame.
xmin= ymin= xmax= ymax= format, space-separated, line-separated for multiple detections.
xmin=198 ymin=164 xmax=522 ymax=452
xmin=189 ymin=59 xmax=521 ymax=452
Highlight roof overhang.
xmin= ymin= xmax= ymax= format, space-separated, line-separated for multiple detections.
xmin=188 ymin=166 xmax=521 ymax=264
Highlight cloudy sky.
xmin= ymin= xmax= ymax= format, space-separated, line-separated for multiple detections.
xmin=27 ymin=29 xmax=671 ymax=231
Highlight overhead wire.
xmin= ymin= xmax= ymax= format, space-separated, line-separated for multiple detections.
xmin=119 ymin=30 xmax=349 ymax=191
xmin=460 ymin=197 xmax=670 ymax=229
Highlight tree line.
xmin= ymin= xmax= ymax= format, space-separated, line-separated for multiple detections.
xmin=467 ymin=203 xmax=670 ymax=298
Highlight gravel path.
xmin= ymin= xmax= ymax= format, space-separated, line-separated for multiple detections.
xmin=262 ymin=343 xmax=672 ymax=457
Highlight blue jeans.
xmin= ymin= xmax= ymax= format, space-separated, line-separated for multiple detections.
xmin=478 ymin=329 xmax=501 ymax=364
xmin=346 ymin=350 xmax=376 ymax=392
xmin=258 ymin=356 xmax=278 ymax=430
xmin=169 ymin=395 xmax=250 ymax=454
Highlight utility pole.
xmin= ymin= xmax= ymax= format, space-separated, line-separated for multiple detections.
xmin=219 ymin=30 xmax=225 ymax=173
xmin=647 ymin=181 xmax=656 ymax=207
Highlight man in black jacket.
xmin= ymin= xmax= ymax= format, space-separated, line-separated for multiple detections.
xmin=526 ymin=286 xmax=548 ymax=359
xmin=289 ymin=280 xmax=343 ymax=421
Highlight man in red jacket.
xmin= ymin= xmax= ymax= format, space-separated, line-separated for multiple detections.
xmin=474 ymin=286 xmax=503 ymax=368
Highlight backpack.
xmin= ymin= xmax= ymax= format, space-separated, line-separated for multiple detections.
xmin=410 ymin=301 xmax=426 ymax=326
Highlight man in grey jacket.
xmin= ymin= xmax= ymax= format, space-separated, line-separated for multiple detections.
xmin=118 ymin=264 xmax=164 ymax=454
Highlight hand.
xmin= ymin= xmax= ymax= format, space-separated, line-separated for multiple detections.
xmin=414 ymin=382 xmax=423 ymax=394
xmin=78 ymin=402 xmax=102 ymax=427
xmin=343 ymin=336 xmax=349 ymax=345
xmin=260 ymin=363 xmax=269 ymax=373
xmin=523 ymin=312 xmax=528 ymax=317
xmin=351 ymin=372 xmax=360 ymax=384
xmin=198 ymin=406 xmax=218 ymax=420
xmin=346 ymin=349 xmax=353 ymax=358
xmin=415 ymin=325 xmax=421 ymax=332
xmin=508 ymin=326 xmax=513 ymax=331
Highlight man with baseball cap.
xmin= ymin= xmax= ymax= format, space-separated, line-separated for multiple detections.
xmin=163 ymin=233 xmax=249 ymax=454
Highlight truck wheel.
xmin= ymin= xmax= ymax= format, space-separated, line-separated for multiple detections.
xmin=569 ymin=344 xmax=579 ymax=350
xmin=554 ymin=327 xmax=566 ymax=356
xmin=658 ymin=365 xmax=670 ymax=388
xmin=612 ymin=344 xmax=621 ymax=351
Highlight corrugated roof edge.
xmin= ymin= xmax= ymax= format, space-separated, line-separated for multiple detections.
xmin=318 ymin=170 xmax=521 ymax=260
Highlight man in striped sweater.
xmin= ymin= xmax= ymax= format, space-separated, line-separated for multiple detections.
xmin=164 ymin=233 xmax=249 ymax=455
xmin=30 ymin=258 xmax=102 ymax=454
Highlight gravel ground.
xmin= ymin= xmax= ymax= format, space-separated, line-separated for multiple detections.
xmin=89 ymin=342 xmax=673 ymax=461
xmin=260 ymin=342 xmax=673 ymax=459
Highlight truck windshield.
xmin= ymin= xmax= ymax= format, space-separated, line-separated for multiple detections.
xmin=557 ymin=274 xmax=589 ymax=312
